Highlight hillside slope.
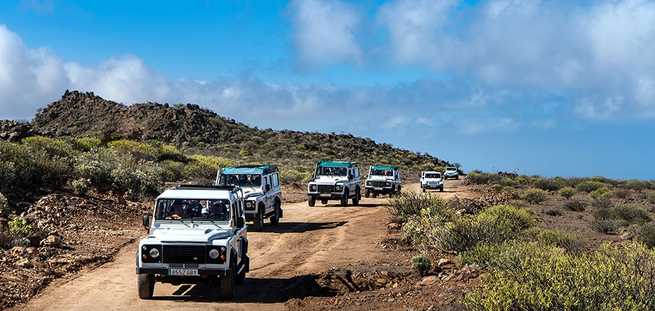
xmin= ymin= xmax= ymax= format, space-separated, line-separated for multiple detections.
xmin=20 ymin=91 xmax=449 ymax=170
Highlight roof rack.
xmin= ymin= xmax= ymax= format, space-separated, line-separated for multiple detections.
xmin=174 ymin=184 xmax=240 ymax=191
xmin=221 ymin=164 xmax=278 ymax=175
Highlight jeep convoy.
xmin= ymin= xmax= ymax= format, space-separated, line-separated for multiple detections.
xmin=307 ymin=161 xmax=361 ymax=207
xmin=137 ymin=185 xmax=249 ymax=299
xmin=420 ymin=171 xmax=444 ymax=192
xmin=365 ymin=165 xmax=401 ymax=197
xmin=216 ymin=165 xmax=282 ymax=231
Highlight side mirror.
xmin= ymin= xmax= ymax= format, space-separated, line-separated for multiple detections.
xmin=265 ymin=184 xmax=271 ymax=192
xmin=142 ymin=213 xmax=151 ymax=230
xmin=236 ymin=217 xmax=245 ymax=228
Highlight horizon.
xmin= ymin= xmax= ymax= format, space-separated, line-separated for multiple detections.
xmin=1 ymin=0 xmax=654 ymax=179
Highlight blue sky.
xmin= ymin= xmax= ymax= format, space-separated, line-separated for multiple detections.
xmin=1 ymin=0 xmax=654 ymax=179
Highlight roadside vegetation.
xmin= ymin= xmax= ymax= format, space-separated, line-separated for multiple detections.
xmin=391 ymin=171 xmax=655 ymax=310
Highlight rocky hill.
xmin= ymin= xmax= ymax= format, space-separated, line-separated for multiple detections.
xmin=8 ymin=90 xmax=450 ymax=170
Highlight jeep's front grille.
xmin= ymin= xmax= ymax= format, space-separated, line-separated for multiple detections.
xmin=318 ymin=185 xmax=334 ymax=193
xmin=162 ymin=245 xmax=206 ymax=264
xmin=369 ymin=181 xmax=388 ymax=187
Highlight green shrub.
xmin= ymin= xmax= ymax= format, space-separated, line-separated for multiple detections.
xmin=22 ymin=136 xmax=73 ymax=157
xmin=464 ymin=242 xmax=655 ymax=311
xmin=111 ymin=166 xmax=162 ymax=200
xmin=411 ymin=255 xmax=432 ymax=276
xmin=636 ymin=223 xmax=655 ymax=248
xmin=592 ymin=219 xmax=622 ymax=234
xmin=8 ymin=217 xmax=32 ymax=237
xmin=646 ymin=192 xmax=655 ymax=205
xmin=563 ymin=199 xmax=586 ymax=211
xmin=390 ymin=193 xmax=450 ymax=222
xmin=624 ymin=180 xmax=651 ymax=191
xmin=280 ymin=168 xmax=311 ymax=184
xmin=544 ymin=208 xmax=562 ymax=216
xmin=71 ymin=178 xmax=90 ymax=196
xmin=465 ymin=172 xmax=502 ymax=185
xmin=595 ymin=204 xmax=651 ymax=227
xmin=183 ymin=154 xmax=234 ymax=181
xmin=534 ymin=178 xmax=562 ymax=191
xmin=108 ymin=140 xmax=159 ymax=161
xmin=591 ymin=187 xmax=611 ymax=200
xmin=73 ymin=137 xmax=102 ymax=151
xmin=523 ymin=188 xmax=547 ymax=204
xmin=159 ymin=160 xmax=186 ymax=182
xmin=74 ymin=151 xmax=117 ymax=188
xmin=0 ymin=192 xmax=7 ymax=217
xmin=158 ymin=144 xmax=187 ymax=162
xmin=559 ymin=187 xmax=576 ymax=199
xmin=576 ymin=181 xmax=606 ymax=193
xmin=524 ymin=227 xmax=582 ymax=252
xmin=440 ymin=205 xmax=534 ymax=252
xmin=592 ymin=196 xmax=614 ymax=209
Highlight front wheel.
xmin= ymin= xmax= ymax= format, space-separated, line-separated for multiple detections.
xmin=270 ymin=202 xmax=281 ymax=225
xmin=308 ymin=197 xmax=316 ymax=207
xmin=137 ymin=274 xmax=155 ymax=299
xmin=365 ymin=190 xmax=370 ymax=198
xmin=220 ymin=259 xmax=236 ymax=299
xmin=253 ymin=208 xmax=264 ymax=231
xmin=440 ymin=186 xmax=444 ymax=192
xmin=340 ymin=190 xmax=349 ymax=207
xmin=352 ymin=189 xmax=360 ymax=206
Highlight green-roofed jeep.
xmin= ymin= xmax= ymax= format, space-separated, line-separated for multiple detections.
xmin=364 ymin=165 xmax=402 ymax=198
xmin=307 ymin=161 xmax=361 ymax=207
xmin=216 ymin=165 xmax=283 ymax=231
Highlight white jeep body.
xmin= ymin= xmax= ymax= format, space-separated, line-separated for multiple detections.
xmin=444 ymin=167 xmax=459 ymax=180
xmin=421 ymin=171 xmax=444 ymax=192
xmin=136 ymin=185 xmax=249 ymax=299
xmin=307 ymin=161 xmax=361 ymax=206
xmin=216 ymin=165 xmax=283 ymax=231
xmin=365 ymin=165 xmax=401 ymax=197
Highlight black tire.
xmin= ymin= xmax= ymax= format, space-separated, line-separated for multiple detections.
xmin=321 ymin=199 xmax=328 ymax=205
xmin=365 ymin=190 xmax=370 ymax=198
xmin=270 ymin=201 xmax=281 ymax=225
xmin=456 ymin=176 xmax=459 ymax=180
xmin=340 ymin=189 xmax=349 ymax=207
xmin=422 ymin=187 xmax=426 ymax=193
xmin=137 ymin=274 xmax=155 ymax=299
xmin=440 ymin=186 xmax=444 ymax=192
xmin=253 ymin=207 xmax=264 ymax=231
xmin=398 ymin=185 xmax=402 ymax=194
xmin=308 ymin=197 xmax=316 ymax=207
xmin=220 ymin=258 xmax=236 ymax=299
xmin=352 ymin=188 xmax=360 ymax=206
xmin=372 ymin=192 xmax=378 ymax=198
xmin=235 ymin=255 xmax=248 ymax=285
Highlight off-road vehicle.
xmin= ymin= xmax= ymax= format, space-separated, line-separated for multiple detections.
xmin=216 ymin=165 xmax=282 ymax=231
xmin=444 ymin=167 xmax=459 ymax=180
xmin=420 ymin=171 xmax=444 ymax=192
xmin=307 ymin=161 xmax=361 ymax=207
xmin=136 ymin=185 xmax=249 ymax=300
xmin=364 ymin=165 xmax=402 ymax=197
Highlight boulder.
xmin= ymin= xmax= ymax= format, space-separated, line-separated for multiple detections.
xmin=40 ymin=235 xmax=62 ymax=248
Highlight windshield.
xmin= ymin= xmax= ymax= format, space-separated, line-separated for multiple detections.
xmin=155 ymin=199 xmax=231 ymax=221
xmin=425 ymin=173 xmax=441 ymax=179
xmin=317 ymin=166 xmax=347 ymax=176
xmin=370 ymin=169 xmax=393 ymax=176
xmin=218 ymin=174 xmax=261 ymax=187
xmin=446 ymin=167 xmax=457 ymax=171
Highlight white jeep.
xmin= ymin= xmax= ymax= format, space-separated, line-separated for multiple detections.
xmin=307 ymin=161 xmax=361 ymax=207
xmin=364 ymin=165 xmax=402 ymax=197
xmin=420 ymin=171 xmax=444 ymax=192
xmin=444 ymin=166 xmax=459 ymax=180
xmin=137 ymin=185 xmax=249 ymax=300
xmin=216 ymin=165 xmax=282 ymax=231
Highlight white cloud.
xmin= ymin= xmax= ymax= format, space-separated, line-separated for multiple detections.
xmin=575 ymin=96 xmax=623 ymax=120
xmin=290 ymin=0 xmax=362 ymax=66
xmin=460 ymin=117 xmax=519 ymax=135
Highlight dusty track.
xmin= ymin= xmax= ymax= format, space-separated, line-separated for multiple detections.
xmin=17 ymin=181 xmax=467 ymax=311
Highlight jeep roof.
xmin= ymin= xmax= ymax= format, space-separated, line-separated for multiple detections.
xmin=157 ymin=185 xmax=240 ymax=200
xmin=222 ymin=164 xmax=278 ymax=175
xmin=423 ymin=171 xmax=442 ymax=175
xmin=370 ymin=164 xmax=399 ymax=171
xmin=317 ymin=160 xmax=356 ymax=168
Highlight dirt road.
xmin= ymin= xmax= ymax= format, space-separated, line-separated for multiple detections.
xmin=17 ymin=181 xmax=467 ymax=311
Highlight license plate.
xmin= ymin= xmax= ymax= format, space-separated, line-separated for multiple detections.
xmin=375 ymin=187 xmax=384 ymax=191
xmin=320 ymin=194 xmax=331 ymax=198
xmin=169 ymin=268 xmax=199 ymax=276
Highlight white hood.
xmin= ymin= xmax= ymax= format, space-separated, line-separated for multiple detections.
xmin=313 ymin=175 xmax=348 ymax=184
xmin=242 ymin=186 xmax=263 ymax=199
xmin=149 ymin=223 xmax=232 ymax=244
xmin=367 ymin=175 xmax=393 ymax=182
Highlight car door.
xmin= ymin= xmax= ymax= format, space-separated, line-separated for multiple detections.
xmin=233 ymin=198 xmax=247 ymax=263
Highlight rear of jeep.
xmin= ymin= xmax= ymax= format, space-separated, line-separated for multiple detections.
xmin=136 ymin=185 xmax=249 ymax=299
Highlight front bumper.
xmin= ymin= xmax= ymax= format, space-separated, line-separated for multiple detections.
xmin=422 ymin=183 xmax=443 ymax=189
xmin=308 ymin=193 xmax=345 ymax=200
xmin=136 ymin=267 xmax=228 ymax=277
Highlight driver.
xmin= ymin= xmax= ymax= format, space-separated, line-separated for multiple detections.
xmin=167 ymin=199 xmax=184 ymax=219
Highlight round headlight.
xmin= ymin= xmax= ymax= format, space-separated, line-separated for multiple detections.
xmin=149 ymin=248 xmax=160 ymax=259
xmin=209 ymin=248 xmax=220 ymax=260
xmin=335 ymin=185 xmax=343 ymax=191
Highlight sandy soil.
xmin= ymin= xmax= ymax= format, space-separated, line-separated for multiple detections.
xmin=16 ymin=180 xmax=470 ymax=311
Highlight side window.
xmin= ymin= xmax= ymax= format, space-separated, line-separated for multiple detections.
xmin=264 ymin=176 xmax=269 ymax=187
xmin=273 ymin=173 xmax=279 ymax=187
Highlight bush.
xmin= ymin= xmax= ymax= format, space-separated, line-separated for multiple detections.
xmin=22 ymin=136 xmax=73 ymax=157
xmin=524 ymin=228 xmax=582 ymax=252
xmin=563 ymin=199 xmax=586 ymax=211
xmin=108 ymin=140 xmax=159 ymax=161
xmin=74 ymin=150 xmax=117 ymax=188
xmin=465 ymin=172 xmax=502 ymax=185
xmin=8 ymin=217 xmax=32 ymax=237
xmin=111 ymin=166 xmax=162 ymax=200
xmin=577 ymin=181 xmax=606 ymax=193
xmin=183 ymin=154 xmax=234 ymax=181
xmin=523 ymin=188 xmax=547 ymax=204
xmin=280 ymin=168 xmax=311 ymax=184
xmin=0 ymin=192 xmax=7 ymax=217
xmin=591 ymin=187 xmax=611 ymax=200
xmin=636 ymin=223 xmax=655 ymax=248
xmin=390 ymin=193 xmax=450 ymax=222
xmin=411 ymin=255 xmax=432 ymax=276
xmin=464 ymin=242 xmax=655 ymax=311
xmin=158 ymin=144 xmax=187 ymax=162
xmin=592 ymin=196 xmax=614 ymax=209
xmin=595 ymin=204 xmax=651 ymax=226
xmin=559 ymin=187 xmax=576 ymax=199
xmin=544 ymin=208 xmax=562 ymax=216
xmin=159 ymin=160 xmax=186 ymax=182
xmin=534 ymin=178 xmax=562 ymax=191
xmin=646 ymin=192 xmax=655 ymax=205
xmin=440 ymin=205 xmax=534 ymax=252
xmin=592 ymin=219 xmax=621 ymax=234
xmin=71 ymin=178 xmax=90 ymax=196
xmin=73 ymin=137 xmax=102 ymax=151
xmin=624 ymin=180 xmax=650 ymax=191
